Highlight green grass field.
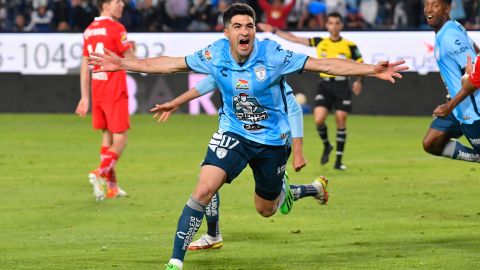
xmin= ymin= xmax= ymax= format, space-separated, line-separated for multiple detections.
xmin=1 ymin=114 xmax=479 ymax=270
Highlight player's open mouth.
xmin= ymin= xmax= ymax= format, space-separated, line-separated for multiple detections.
xmin=239 ymin=39 xmax=250 ymax=49
xmin=426 ymin=15 xmax=433 ymax=22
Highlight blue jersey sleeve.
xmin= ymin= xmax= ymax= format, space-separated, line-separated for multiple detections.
xmin=195 ymin=75 xmax=218 ymax=95
xmin=268 ymin=42 xmax=308 ymax=75
xmin=185 ymin=45 xmax=218 ymax=74
xmin=446 ymin=29 xmax=476 ymax=69
xmin=286 ymin=88 xmax=303 ymax=138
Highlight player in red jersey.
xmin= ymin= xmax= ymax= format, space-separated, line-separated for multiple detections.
xmin=75 ymin=0 xmax=135 ymax=201
xmin=433 ymin=54 xmax=480 ymax=118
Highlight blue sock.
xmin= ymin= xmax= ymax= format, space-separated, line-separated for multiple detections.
xmin=443 ymin=140 xmax=480 ymax=162
xmin=206 ymin=192 xmax=220 ymax=237
xmin=290 ymin=184 xmax=318 ymax=201
xmin=171 ymin=197 xmax=206 ymax=262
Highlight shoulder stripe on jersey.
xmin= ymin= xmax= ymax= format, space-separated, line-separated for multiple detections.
xmin=280 ymin=76 xmax=288 ymax=114
xmin=469 ymin=95 xmax=480 ymax=117
xmin=299 ymin=56 xmax=309 ymax=74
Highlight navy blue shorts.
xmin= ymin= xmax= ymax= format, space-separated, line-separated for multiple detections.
xmin=430 ymin=113 xmax=463 ymax=138
xmin=201 ymin=131 xmax=289 ymax=200
xmin=460 ymin=120 xmax=480 ymax=152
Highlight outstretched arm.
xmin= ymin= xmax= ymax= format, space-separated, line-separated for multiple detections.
xmin=304 ymin=57 xmax=408 ymax=83
xmin=88 ymin=48 xmax=188 ymax=74
xmin=257 ymin=23 xmax=310 ymax=46
xmin=150 ymin=88 xmax=202 ymax=122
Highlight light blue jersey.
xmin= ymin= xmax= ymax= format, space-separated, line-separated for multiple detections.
xmin=196 ymin=75 xmax=304 ymax=139
xmin=435 ymin=20 xmax=480 ymax=124
xmin=186 ymin=38 xmax=308 ymax=145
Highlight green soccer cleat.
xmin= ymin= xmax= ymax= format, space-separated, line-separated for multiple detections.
xmin=165 ymin=263 xmax=181 ymax=270
xmin=279 ymin=172 xmax=294 ymax=214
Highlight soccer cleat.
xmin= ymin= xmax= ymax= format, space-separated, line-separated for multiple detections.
xmin=321 ymin=144 xmax=334 ymax=165
xmin=334 ymin=163 xmax=347 ymax=170
xmin=187 ymin=234 xmax=223 ymax=250
xmin=279 ymin=172 xmax=294 ymax=214
xmin=106 ymin=182 xmax=128 ymax=199
xmin=88 ymin=171 xmax=106 ymax=201
xmin=165 ymin=263 xmax=181 ymax=270
xmin=312 ymin=176 xmax=329 ymax=205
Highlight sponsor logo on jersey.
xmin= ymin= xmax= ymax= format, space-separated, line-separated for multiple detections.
xmin=92 ymin=72 xmax=108 ymax=80
xmin=254 ymin=65 xmax=267 ymax=82
xmin=120 ymin=32 xmax=128 ymax=44
xmin=233 ymin=93 xmax=269 ymax=125
xmin=235 ymin=79 xmax=250 ymax=90
xmin=243 ymin=123 xmax=265 ymax=131
xmin=204 ymin=49 xmax=212 ymax=61
xmin=463 ymin=114 xmax=471 ymax=120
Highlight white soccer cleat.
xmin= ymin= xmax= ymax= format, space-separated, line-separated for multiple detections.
xmin=312 ymin=176 xmax=329 ymax=205
xmin=88 ymin=171 xmax=106 ymax=201
xmin=187 ymin=234 xmax=223 ymax=250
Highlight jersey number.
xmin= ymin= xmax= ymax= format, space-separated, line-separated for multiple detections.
xmin=87 ymin=42 xmax=105 ymax=55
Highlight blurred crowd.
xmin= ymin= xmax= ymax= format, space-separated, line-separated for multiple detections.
xmin=0 ymin=0 xmax=479 ymax=32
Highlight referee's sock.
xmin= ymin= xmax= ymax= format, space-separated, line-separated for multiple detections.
xmin=316 ymin=124 xmax=330 ymax=146
xmin=335 ymin=128 xmax=347 ymax=165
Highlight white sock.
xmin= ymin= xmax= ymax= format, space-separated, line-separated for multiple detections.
xmin=276 ymin=188 xmax=286 ymax=210
xmin=169 ymin=259 xmax=183 ymax=269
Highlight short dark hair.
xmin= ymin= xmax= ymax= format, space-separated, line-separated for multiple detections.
xmin=441 ymin=0 xmax=452 ymax=5
xmin=223 ymin=3 xmax=256 ymax=26
xmin=97 ymin=0 xmax=113 ymax=10
xmin=327 ymin=12 xmax=343 ymax=22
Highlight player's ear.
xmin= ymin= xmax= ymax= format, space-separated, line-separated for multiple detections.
xmin=223 ymin=28 xmax=228 ymax=39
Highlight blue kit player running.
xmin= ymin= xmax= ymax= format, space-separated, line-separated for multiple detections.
xmin=422 ymin=0 xmax=480 ymax=162
xmin=88 ymin=4 xmax=407 ymax=269
xmin=153 ymin=75 xmax=326 ymax=250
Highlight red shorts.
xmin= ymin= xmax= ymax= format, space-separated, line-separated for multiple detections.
xmin=469 ymin=55 xmax=480 ymax=88
xmin=92 ymin=94 xmax=130 ymax=133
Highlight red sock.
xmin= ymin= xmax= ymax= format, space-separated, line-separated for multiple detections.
xmin=98 ymin=150 xmax=118 ymax=179
xmin=99 ymin=146 xmax=116 ymax=183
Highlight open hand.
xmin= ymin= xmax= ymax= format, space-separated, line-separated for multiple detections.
xmin=87 ymin=48 xmax=123 ymax=72
xmin=373 ymin=60 xmax=409 ymax=83
xmin=150 ymin=101 xmax=179 ymax=122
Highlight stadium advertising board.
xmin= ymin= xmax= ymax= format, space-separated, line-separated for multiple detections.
xmin=2 ymin=31 xmax=480 ymax=75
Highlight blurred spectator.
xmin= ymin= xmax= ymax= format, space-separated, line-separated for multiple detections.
xmin=326 ymin=0 xmax=347 ymax=18
xmin=375 ymin=0 xmax=394 ymax=28
xmin=393 ymin=0 xmax=407 ymax=28
xmin=258 ymin=0 xmax=296 ymax=30
xmin=11 ymin=13 xmax=28 ymax=31
xmin=52 ymin=0 xmax=70 ymax=30
xmin=136 ymin=0 xmax=164 ymax=31
xmin=70 ymin=0 xmax=97 ymax=31
xmin=188 ymin=0 xmax=214 ymax=31
xmin=212 ymin=0 xmax=228 ymax=31
xmin=24 ymin=0 xmax=54 ymax=32
xmin=120 ymin=0 xmax=141 ymax=31
xmin=345 ymin=7 xmax=367 ymax=29
xmin=359 ymin=0 xmax=378 ymax=26
xmin=464 ymin=0 xmax=480 ymax=29
xmin=287 ymin=0 xmax=310 ymax=28
xmin=164 ymin=0 xmax=190 ymax=31
xmin=449 ymin=0 xmax=466 ymax=25
xmin=0 ymin=1 xmax=6 ymax=31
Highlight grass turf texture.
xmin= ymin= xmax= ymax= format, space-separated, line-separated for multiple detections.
xmin=0 ymin=114 xmax=479 ymax=270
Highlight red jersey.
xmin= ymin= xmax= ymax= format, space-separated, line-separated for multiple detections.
xmin=258 ymin=0 xmax=296 ymax=29
xmin=469 ymin=55 xmax=480 ymax=88
xmin=83 ymin=17 xmax=132 ymax=102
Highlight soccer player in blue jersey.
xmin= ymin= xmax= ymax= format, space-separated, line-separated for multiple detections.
xmin=88 ymin=4 xmax=407 ymax=269
xmin=154 ymin=75 xmax=317 ymax=251
xmin=422 ymin=0 xmax=480 ymax=163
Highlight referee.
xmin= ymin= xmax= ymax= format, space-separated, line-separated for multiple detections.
xmin=258 ymin=12 xmax=363 ymax=170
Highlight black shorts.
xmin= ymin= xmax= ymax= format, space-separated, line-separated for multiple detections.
xmin=314 ymin=79 xmax=352 ymax=112
xmin=202 ymin=131 xmax=290 ymax=200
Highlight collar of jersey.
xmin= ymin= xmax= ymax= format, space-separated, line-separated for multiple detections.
xmin=94 ymin=16 xmax=114 ymax=22
xmin=226 ymin=38 xmax=259 ymax=70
